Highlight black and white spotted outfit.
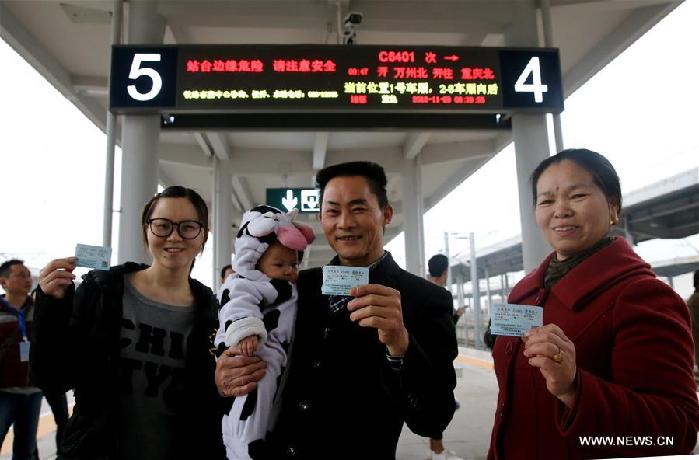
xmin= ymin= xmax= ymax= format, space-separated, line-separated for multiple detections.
xmin=216 ymin=207 xmax=311 ymax=460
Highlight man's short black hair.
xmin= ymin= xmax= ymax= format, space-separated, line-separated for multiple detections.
xmin=0 ymin=259 xmax=24 ymax=278
xmin=428 ymin=254 xmax=449 ymax=278
xmin=694 ymin=269 xmax=699 ymax=289
xmin=220 ymin=264 xmax=232 ymax=280
xmin=316 ymin=161 xmax=389 ymax=209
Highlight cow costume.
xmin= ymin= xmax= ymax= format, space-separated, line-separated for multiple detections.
xmin=215 ymin=205 xmax=314 ymax=460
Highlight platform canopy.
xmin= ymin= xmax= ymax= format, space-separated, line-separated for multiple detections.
xmin=0 ymin=0 xmax=682 ymax=267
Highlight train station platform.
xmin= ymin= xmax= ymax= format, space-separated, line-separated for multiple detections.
xmin=3 ymin=347 xmax=697 ymax=460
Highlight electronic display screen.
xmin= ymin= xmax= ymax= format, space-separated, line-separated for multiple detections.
xmin=111 ymin=44 xmax=562 ymax=114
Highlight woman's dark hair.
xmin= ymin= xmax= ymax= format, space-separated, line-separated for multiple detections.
xmin=141 ymin=185 xmax=209 ymax=251
xmin=530 ymin=148 xmax=622 ymax=211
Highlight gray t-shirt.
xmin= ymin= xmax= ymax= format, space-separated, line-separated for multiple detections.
xmin=118 ymin=280 xmax=195 ymax=460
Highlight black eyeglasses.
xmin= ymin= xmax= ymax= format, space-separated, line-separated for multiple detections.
xmin=147 ymin=218 xmax=204 ymax=240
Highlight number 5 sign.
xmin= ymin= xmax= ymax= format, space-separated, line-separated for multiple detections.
xmin=500 ymin=49 xmax=563 ymax=112
xmin=110 ymin=46 xmax=177 ymax=110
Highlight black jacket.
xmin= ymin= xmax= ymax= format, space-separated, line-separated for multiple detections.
xmin=30 ymin=263 xmax=226 ymax=460
xmin=269 ymin=253 xmax=457 ymax=459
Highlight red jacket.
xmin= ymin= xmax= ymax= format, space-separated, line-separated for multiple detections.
xmin=488 ymin=237 xmax=699 ymax=459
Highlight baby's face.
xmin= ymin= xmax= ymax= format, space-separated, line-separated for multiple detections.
xmin=258 ymin=242 xmax=299 ymax=283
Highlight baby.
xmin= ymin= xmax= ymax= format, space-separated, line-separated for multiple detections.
xmin=215 ymin=205 xmax=314 ymax=460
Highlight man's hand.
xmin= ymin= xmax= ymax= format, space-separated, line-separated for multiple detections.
xmin=39 ymin=257 xmax=77 ymax=299
xmin=215 ymin=345 xmax=267 ymax=397
xmin=348 ymin=284 xmax=409 ymax=357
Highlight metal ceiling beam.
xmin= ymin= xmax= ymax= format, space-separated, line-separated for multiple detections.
xmin=562 ymin=3 xmax=679 ymax=97
xmin=157 ymin=167 xmax=177 ymax=188
xmin=71 ymin=74 xmax=108 ymax=96
xmin=0 ymin=2 xmax=108 ymax=132
xmin=420 ymin=139 xmax=495 ymax=165
xmin=158 ymin=1 xmax=506 ymax=34
xmin=231 ymin=176 xmax=254 ymax=210
xmin=206 ymin=132 xmax=232 ymax=161
xmin=312 ymin=132 xmax=329 ymax=170
xmin=403 ymin=132 xmax=431 ymax=159
xmin=425 ymin=154 xmax=493 ymax=209
xmin=193 ymin=132 xmax=214 ymax=157
xmin=160 ymin=143 xmax=212 ymax=169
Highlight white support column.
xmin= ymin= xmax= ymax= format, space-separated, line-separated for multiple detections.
xmin=401 ymin=157 xmax=425 ymax=276
xmin=540 ymin=0 xmax=564 ymax=153
xmin=103 ymin=0 xmax=123 ymax=249
xmin=507 ymin=0 xmax=553 ymax=273
xmin=485 ymin=265 xmax=492 ymax=314
xmin=117 ymin=1 xmax=165 ymax=264
xmin=444 ymin=232 xmax=452 ymax=295
xmin=213 ymin=157 xmax=234 ymax=290
xmin=469 ymin=232 xmax=482 ymax=349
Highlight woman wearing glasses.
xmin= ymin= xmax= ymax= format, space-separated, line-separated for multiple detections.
xmin=30 ymin=186 xmax=226 ymax=460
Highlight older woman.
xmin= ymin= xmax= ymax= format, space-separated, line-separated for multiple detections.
xmin=489 ymin=149 xmax=699 ymax=459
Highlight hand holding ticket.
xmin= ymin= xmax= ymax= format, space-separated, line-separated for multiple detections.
xmin=321 ymin=266 xmax=369 ymax=296
xmin=75 ymin=244 xmax=112 ymax=270
xmin=490 ymin=304 xmax=543 ymax=337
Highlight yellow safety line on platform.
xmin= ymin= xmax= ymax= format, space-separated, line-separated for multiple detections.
xmin=455 ymin=354 xmax=494 ymax=370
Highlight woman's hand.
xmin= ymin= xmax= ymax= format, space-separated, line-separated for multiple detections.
xmin=523 ymin=324 xmax=578 ymax=408
xmin=215 ymin=345 xmax=267 ymax=397
xmin=38 ymin=257 xmax=77 ymax=299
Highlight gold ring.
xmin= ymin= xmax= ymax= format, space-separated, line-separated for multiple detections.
xmin=553 ymin=346 xmax=563 ymax=363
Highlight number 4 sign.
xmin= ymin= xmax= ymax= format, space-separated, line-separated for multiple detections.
xmin=514 ymin=57 xmax=548 ymax=103
xmin=500 ymin=49 xmax=562 ymax=112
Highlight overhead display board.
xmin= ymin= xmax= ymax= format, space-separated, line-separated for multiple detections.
xmin=266 ymin=188 xmax=320 ymax=213
xmin=110 ymin=45 xmax=563 ymax=114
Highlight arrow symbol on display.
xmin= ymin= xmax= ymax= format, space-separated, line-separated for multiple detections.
xmin=281 ymin=190 xmax=298 ymax=211
xmin=443 ymin=55 xmax=459 ymax=62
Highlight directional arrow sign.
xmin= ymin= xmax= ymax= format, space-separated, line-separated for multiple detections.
xmin=266 ymin=188 xmax=320 ymax=214
xmin=281 ymin=189 xmax=298 ymax=211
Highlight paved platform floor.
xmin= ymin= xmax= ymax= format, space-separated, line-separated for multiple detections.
xmin=4 ymin=347 xmax=697 ymax=460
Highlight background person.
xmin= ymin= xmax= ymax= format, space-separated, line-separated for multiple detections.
xmin=221 ymin=264 xmax=234 ymax=285
xmin=215 ymin=161 xmax=458 ymax=459
xmin=489 ymin=148 xmax=699 ymax=459
xmin=0 ymin=259 xmax=41 ymax=460
xmin=688 ymin=270 xmax=699 ymax=374
xmin=426 ymin=253 xmax=463 ymax=460
xmin=31 ymin=186 xmax=226 ymax=460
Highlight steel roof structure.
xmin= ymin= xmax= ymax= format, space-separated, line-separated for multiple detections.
xmin=0 ymin=0 xmax=683 ymax=269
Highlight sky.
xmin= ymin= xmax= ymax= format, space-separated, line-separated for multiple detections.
xmin=387 ymin=0 xmax=699 ymax=298
xmin=1 ymin=0 xmax=698 ymax=297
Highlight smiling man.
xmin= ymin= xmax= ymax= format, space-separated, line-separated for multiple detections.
xmin=216 ymin=161 xmax=458 ymax=459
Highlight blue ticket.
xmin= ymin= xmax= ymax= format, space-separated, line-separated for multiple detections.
xmin=490 ymin=303 xmax=543 ymax=337
xmin=321 ymin=266 xmax=369 ymax=296
xmin=75 ymin=243 xmax=112 ymax=270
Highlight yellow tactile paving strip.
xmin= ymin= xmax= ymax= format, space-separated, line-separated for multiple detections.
xmin=455 ymin=354 xmax=494 ymax=370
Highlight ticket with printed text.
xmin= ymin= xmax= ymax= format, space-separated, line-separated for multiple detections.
xmin=490 ymin=303 xmax=543 ymax=336
xmin=75 ymin=243 xmax=112 ymax=270
xmin=321 ymin=265 xmax=369 ymax=296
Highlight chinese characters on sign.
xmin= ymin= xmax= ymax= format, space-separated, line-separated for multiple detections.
xmin=110 ymin=44 xmax=562 ymax=113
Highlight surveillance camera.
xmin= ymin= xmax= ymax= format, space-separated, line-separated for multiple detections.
xmin=344 ymin=11 xmax=363 ymax=25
